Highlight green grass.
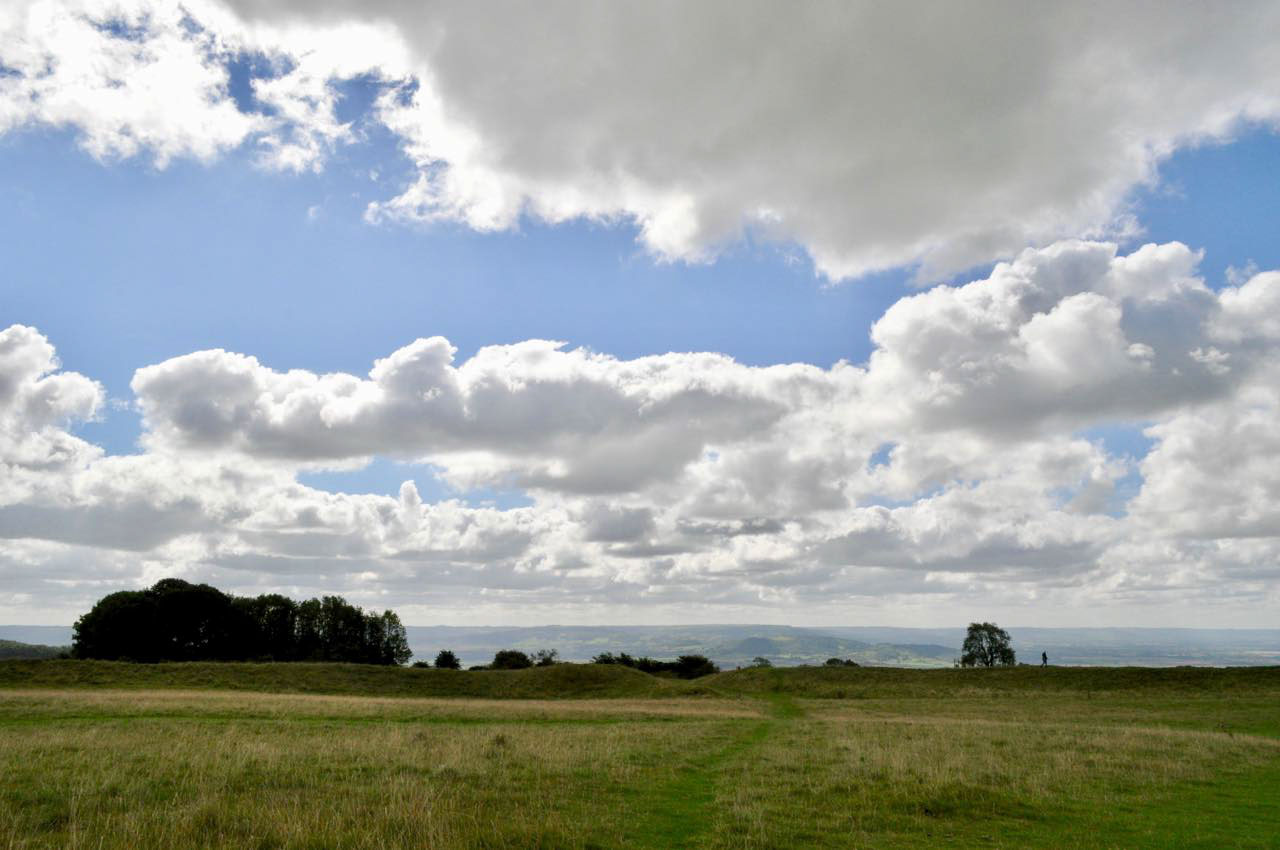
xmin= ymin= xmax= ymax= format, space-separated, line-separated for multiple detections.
xmin=705 ymin=662 xmax=1280 ymax=699
xmin=1 ymin=661 xmax=1278 ymax=848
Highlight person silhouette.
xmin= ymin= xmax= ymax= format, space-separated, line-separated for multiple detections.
xmin=1041 ymin=651 xmax=1048 ymax=667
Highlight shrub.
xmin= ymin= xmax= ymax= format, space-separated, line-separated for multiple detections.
xmin=490 ymin=649 xmax=533 ymax=670
xmin=672 ymin=654 xmax=719 ymax=679
xmin=590 ymin=651 xmax=718 ymax=678
xmin=434 ymin=650 xmax=462 ymax=670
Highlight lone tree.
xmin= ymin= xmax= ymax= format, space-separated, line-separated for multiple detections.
xmin=434 ymin=649 xmax=461 ymax=669
xmin=960 ymin=622 xmax=1016 ymax=667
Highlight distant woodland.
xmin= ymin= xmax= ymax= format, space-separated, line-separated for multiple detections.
xmin=0 ymin=639 xmax=69 ymax=660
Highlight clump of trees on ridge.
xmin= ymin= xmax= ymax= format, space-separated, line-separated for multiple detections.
xmin=72 ymin=578 xmax=411 ymax=665
xmin=591 ymin=651 xmax=719 ymax=679
xmin=411 ymin=648 xmax=719 ymax=678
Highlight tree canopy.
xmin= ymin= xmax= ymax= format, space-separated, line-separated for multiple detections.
xmin=960 ymin=622 xmax=1017 ymax=667
xmin=72 ymin=579 xmax=411 ymax=665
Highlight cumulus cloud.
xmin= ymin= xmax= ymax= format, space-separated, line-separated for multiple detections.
xmin=226 ymin=0 xmax=1280 ymax=278
xmin=5 ymin=1 xmax=1280 ymax=277
xmin=861 ymin=241 xmax=1240 ymax=437
xmin=0 ymin=324 xmax=103 ymax=476
xmin=3 ymin=240 xmax=1279 ymax=622
xmin=131 ymin=336 xmax=815 ymax=493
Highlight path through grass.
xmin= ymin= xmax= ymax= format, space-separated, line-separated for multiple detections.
xmin=624 ymin=695 xmax=800 ymax=848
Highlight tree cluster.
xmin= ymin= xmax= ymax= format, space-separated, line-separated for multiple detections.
xmin=824 ymin=657 xmax=860 ymax=667
xmin=591 ymin=652 xmax=720 ymax=679
xmin=72 ymin=578 xmax=411 ymax=665
xmin=466 ymin=648 xmax=559 ymax=669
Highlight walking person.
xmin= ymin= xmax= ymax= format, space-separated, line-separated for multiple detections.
xmin=1041 ymin=651 xmax=1048 ymax=667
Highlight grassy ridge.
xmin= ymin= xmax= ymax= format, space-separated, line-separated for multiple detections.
xmin=706 ymin=662 xmax=1280 ymax=698
xmin=0 ymin=659 xmax=689 ymax=699
xmin=3 ymin=659 xmax=1278 ymax=701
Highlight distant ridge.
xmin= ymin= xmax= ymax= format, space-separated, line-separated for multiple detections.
xmin=0 ymin=639 xmax=69 ymax=660
xmin=6 ymin=624 xmax=1279 ymax=668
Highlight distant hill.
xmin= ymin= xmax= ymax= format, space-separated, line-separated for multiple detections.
xmin=403 ymin=624 xmax=950 ymax=669
xmin=0 ymin=639 xmax=69 ymax=660
xmin=7 ymin=623 xmax=1279 ymax=668
xmin=820 ymin=627 xmax=1280 ymax=667
xmin=0 ymin=626 xmax=74 ymax=646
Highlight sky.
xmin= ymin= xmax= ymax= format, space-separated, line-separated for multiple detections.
xmin=2 ymin=0 xmax=1279 ymax=627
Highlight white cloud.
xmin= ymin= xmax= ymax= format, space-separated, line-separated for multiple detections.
xmin=5 ymin=2 xmax=1280 ymax=278
xmin=0 ymin=324 xmax=103 ymax=477
xmin=0 ymin=0 xmax=261 ymax=166
xmin=225 ymin=0 xmax=1280 ymax=279
xmin=3 ymin=241 xmax=1279 ymax=622
xmin=130 ymin=336 xmax=813 ymax=493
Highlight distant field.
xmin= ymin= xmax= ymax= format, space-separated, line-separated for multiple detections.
xmin=2 ymin=662 xmax=1278 ymax=848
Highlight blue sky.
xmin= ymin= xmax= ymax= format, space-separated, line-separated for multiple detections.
xmin=5 ymin=123 xmax=1276 ymax=471
xmin=1 ymin=123 xmax=908 ymax=463
xmin=2 ymin=1 xmax=1279 ymax=626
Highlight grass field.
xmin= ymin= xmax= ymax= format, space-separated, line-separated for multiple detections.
xmin=2 ymin=661 xmax=1278 ymax=848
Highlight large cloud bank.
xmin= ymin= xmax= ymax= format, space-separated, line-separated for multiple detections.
xmin=3 ymin=0 xmax=1280 ymax=278
xmin=3 ymin=242 xmax=1279 ymax=622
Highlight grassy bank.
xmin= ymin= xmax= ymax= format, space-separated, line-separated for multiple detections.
xmin=0 ymin=659 xmax=690 ymax=699
xmin=3 ymin=659 xmax=1278 ymax=701
xmin=706 ymin=662 xmax=1280 ymax=698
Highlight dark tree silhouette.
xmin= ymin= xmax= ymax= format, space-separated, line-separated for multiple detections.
xmin=375 ymin=611 xmax=412 ymax=666
xmin=72 ymin=590 xmax=158 ymax=661
xmin=491 ymin=649 xmax=533 ymax=669
xmin=960 ymin=622 xmax=1017 ymax=667
xmin=672 ymin=654 xmax=719 ymax=679
xmin=72 ymin=579 xmax=411 ymax=665
xmin=433 ymin=650 xmax=462 ymax=669
xmin=234 ymin=593 xmax=299 ymax=660
xmin=148 ymin=579 xmax=239 ymax=661
xmin=589 ymin=651 xmax=719 ymax=679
